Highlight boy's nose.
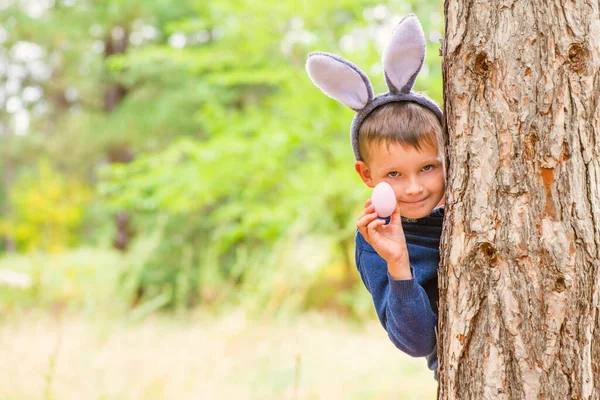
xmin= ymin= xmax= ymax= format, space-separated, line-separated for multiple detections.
xmin=405 ymin=178 xmax=424 ymax=195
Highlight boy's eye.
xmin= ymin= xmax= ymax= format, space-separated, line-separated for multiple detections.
xmin=387 ymin=171 xmax=399 ymax=178
xmin=422 ymin=165 xmax=433 ymax=172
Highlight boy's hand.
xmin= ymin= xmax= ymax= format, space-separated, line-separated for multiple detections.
xmin=357 ymin=199 xmax=412 ymax=280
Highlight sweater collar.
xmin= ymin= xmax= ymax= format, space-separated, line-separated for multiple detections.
xmin=401 ymin=205 xmax=444 ymax=225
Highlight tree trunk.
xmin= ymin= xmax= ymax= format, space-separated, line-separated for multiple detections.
xmin=104 ymin=26 xmax=134 ymax=252
xmin=438 ymin=1 xmax=600 ymax=398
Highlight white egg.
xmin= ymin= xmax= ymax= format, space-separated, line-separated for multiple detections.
xmin=371 ymin=182 xmax=396 ymax=217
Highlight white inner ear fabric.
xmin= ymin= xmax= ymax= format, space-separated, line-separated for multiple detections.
xmin=382 ymin=17 xmax=425 ymax=92
xmin=307 ymin=55 xmax=370 ymax=110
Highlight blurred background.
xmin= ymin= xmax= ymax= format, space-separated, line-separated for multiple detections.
xmin=0 ymin=0 xmax=443 ymax=398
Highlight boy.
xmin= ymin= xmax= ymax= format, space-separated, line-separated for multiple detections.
xmin=355 ymin=101 xmax=444 ymax=377
xmin=306 ymin=15 xmax=444 ymax=378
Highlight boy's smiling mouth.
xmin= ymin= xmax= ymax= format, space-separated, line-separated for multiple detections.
xmin=401 ymin=198 xmax=428 ymax=205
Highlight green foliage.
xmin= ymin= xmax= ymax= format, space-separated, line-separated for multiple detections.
xmin=2 ymin=0 xmax=444 ymax=317
xmin=0 ymin=161 xmax=91 ymax=252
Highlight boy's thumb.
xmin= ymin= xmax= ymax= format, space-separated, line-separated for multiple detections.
xmin=391 ymin=202 xmax=401 ymax=222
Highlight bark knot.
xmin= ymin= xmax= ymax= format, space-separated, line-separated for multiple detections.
xmin=478 ymin=242 xmax=498 ymax=265
xmin=473 ymin=52 xmax=491 ymax=77
xmin=567 ymin=43 xmax=590 ymax=74
xmin=554 ymin=276 xmax=566 ymax=292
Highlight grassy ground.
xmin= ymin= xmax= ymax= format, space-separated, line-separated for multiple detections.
xmin=0 ymin=310 xmax=436 ymax=400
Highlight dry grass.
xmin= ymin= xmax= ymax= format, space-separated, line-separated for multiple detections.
xmin=0 ymin=311 xmax=436 ymax=400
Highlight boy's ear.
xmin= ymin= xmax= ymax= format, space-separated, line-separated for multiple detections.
xmin=355 ymin=161 xmax=375 ymax=188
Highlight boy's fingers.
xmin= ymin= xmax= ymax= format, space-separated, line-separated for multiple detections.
xmin=357 ymin=204 xmax=376 ymax=224
xmin=357 ymin=211 xmax=381 ymax=243
xmin=361 ymin=204 xmax=375 ymax=215
xmin=357 ymin=220 xmax=374 ymax=242
xmin=357 ymin=212 xmax=378 ymax=229
xmin=366 ymin=217 xmax=385 ymax=231
xmin=364 ymin=199 xmax=372 ymax=208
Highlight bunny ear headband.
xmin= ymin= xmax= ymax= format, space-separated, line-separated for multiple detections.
xmin=306 ymin=14 xmax=443 ymax=161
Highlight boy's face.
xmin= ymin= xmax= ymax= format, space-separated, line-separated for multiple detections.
xmin=355 ymin=141 xmax=445 ymax=219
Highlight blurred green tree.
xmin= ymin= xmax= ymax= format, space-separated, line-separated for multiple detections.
xmin=0 ymin=0 xmax=444 ymax=314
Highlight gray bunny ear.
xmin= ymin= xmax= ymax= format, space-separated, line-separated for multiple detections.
xmin=306 ymin=52 xmax=373 ymax=111
xmin=382 ymin=15 xmax=426 ymax=94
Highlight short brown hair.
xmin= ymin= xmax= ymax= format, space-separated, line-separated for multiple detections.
xmin=358 ymin=102 xmax=443 ymax=162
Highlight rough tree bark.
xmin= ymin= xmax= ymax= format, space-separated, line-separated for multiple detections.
xmin=438 ymin=1 xmax=600 ymax=399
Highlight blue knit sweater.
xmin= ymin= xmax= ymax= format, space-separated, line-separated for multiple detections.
xmin=355 ymin=206 xmax=443 ymax=377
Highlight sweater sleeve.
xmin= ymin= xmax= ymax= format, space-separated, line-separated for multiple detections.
xmin=355 ymin=232 xmax=437 ymax=357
